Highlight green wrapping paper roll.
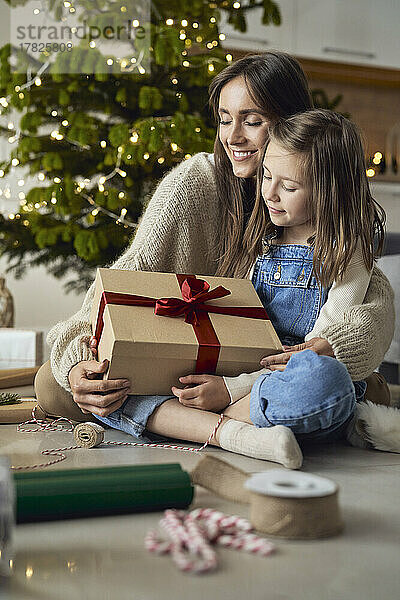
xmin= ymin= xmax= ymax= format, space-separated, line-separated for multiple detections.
xmin=13 ymin=463 xmax=193 ymax=523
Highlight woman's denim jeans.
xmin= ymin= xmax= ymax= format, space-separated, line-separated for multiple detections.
xmin=250 ymin=349 xmax=366 ymax=443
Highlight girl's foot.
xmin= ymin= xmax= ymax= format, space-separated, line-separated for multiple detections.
xmin=216 ymin=419 xmax=303 ymax=469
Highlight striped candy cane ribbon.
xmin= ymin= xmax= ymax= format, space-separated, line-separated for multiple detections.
xmin=144 ymin=508 xmax=275 ymax=574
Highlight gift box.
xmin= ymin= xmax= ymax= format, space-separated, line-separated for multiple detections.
xmin=90 ymin=269 xmax=282 ymax=395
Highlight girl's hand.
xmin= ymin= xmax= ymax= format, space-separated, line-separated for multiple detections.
xmin=171 ymin=374 xmax=231 ymax=412
xmin=260 ymin=337 xmax=335 ymax=371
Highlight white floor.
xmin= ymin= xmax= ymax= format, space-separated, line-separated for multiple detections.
xmin=1 ymin=420 xmax=400 ymax=600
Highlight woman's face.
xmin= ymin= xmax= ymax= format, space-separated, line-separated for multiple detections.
xmin=218 ymin=77 xmax=270 ymax=178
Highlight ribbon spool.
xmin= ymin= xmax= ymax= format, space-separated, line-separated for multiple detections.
xmin=191 ymin=456 xmax=343 ymax=540
xmin=245 ymin=470 xmax=343 ymax=539
xmin=73 ymin=422 xmax=105 ymax=449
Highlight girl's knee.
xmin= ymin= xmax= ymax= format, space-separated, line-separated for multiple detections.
xmin=250 ymin=350 xmax=356 ymax=433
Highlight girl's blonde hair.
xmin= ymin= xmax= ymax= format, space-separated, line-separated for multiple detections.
xmin=238 ymin=109 xmax=386 ymax=287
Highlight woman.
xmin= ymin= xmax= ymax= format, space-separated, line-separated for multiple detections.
xmin=36 ymin=52 xmax=392 ymax=423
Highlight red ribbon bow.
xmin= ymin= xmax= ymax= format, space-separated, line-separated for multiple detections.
xmin=154 ymin=276 xmax=231 ymax=325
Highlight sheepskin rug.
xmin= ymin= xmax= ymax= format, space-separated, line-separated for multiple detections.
xmin=356 ymin=401 xmax=400 ymax=453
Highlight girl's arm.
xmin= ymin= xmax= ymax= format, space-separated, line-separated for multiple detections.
xmin=306 ymin=245 xmax=372 ymax=340
xmin=47 ymin=154 xmax=218 ymax=395
xmin=310 ymin=265 xmax=394 ymax=381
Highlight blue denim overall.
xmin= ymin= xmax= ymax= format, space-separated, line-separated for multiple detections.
xmin=250 ymin=243 xmax=366 ymax=442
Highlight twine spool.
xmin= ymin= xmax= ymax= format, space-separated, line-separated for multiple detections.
xmin=245 ymin=470 xmax=343 ymax=539
xmin=73 ymin=422 xmax=105 ymax=448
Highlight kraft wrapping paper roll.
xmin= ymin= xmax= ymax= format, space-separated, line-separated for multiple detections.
xmin=14 ymin=463 xmax=193 ymax=523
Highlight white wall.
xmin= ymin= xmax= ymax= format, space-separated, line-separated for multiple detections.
xmin=0 ymin=256 xmax=86 ymax=360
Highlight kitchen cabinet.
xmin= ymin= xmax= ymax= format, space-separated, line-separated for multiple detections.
xmin=294 ymin=0 xmax=400 ymax=70
xmin=220 ymin=0 xmax=295 ymax=54
xmin=221 ymin=0 xmax=400 ymax=70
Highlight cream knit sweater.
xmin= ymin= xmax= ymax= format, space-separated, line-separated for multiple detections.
xmin=47 ymin=153 xmax=395 ymax=392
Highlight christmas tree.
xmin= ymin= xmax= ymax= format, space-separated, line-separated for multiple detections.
xmin=0 ymin=0 xmax=280 ymax=292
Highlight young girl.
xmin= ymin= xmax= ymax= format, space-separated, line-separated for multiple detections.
xmin=87 ymin=109 xmax=392 ymax=469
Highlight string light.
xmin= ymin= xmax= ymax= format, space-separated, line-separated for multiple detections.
xmin=226 ymin=54 xmax=233 ymax=62
xmin=100 ymin=140 xmax=107 ymax=147
xmin=233 ymin=2 xmax=241 ymax=8
xmin=366 ymin=168 xmax=375 ymax=177
xmin=181 ymin=20 xmax=188 ymax=27
xmin=166 ymin=18 xmax=174 ymax=25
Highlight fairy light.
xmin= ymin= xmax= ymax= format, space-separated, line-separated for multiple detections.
xmin=100 ymin=140 xmax=107 ymax=148
xmin=226 ymin=54 xmax=233 ymax=62
xmin=158 ymin=157 xmax=165 ymax=164
xmin=18 ymin=192 xmax=25 ymax=200
xmin=51 ymin=197 xmax=57 ymax=204
xmin=171 ymin=78 xmax=178 ymax=85
xmin=62 ymin=119 xmax=69 ymax=126
xmin=18 ymin=179 xmax=24 ymax=186
xmin=183 ymin=60 xmax=190 ymax=67
xmin=98 ymin=183 xmax=105 ymax=192
xmin=219 ymin=33 xmax=226 ymax=40
xmin=208 ymin=63 xmax=215 ymax=72
xmin=120 ymin=5 xmax=127 ymax=12
xmin=132 ymin=19 xmax=140 ymax=27
xmin=166 ymin=18 xmax=174 ymax=25
xmin=0 ymin=170 xmax=4 ymax=177
xmin=130 ymin=132 xmax=139 ymax=143
xmin=118 ymin=191 xmax=125 ymax=199
xmin=54 ymin=177 xmax=61 ymax=183
xmin=207 ymin=42 xmax=213 ymax=49
xmin=138 ymin=66 xmax=146 ymax=74
xmin=195 ymin=127 xmax=201 ymax=133
xmin=7 ymin=122 xmax=14 ymax=130
xmin=171 ymin=143 xmax=178 ymax=152
xmin=118 ymin=169 xmax=127 ymax=177
xmin=193 ymin=22 xmax=199 ymax=28
xmin=107 ymin=58 xmax=114 ymax=65
xmin=181 ymin=19 xmax=188 ymax=27
xmin=210 ymin=17 xmax=216 ymax=23
xmin=180 ymin=33 xmax=186 ymax=40
xmin=366 ymin=168 xmax=375 ymax=177
xmin=51 ymin=110 xmax=58 ymax=116
xmin=89 ymin=41 xmax=96 ymax=48
xmin=233 ymin=2 xmax=241 ymax=8
xmin=34 ymin=78 xmax=42 ymax=86
xmin=143 ymin=153 xmax=150 ymax=160
xmin=11 ymin=159 xmax=19 ymax=166
xmin=38 ymin=172 xmax=45 ymax=181
xmin=185 ymin=154 xmax=192 ymax=160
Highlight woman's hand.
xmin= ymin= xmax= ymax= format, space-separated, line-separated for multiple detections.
xmin=171 ymin=374 xmax=231 ymax=412
xmin=260 ymin=337 xmax=335 ymax=371
xmin=68 ymin=359 xmax=131 ymax=418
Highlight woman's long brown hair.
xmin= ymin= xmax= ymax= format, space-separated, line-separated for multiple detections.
xmin=208 ymin=51 xmax=313 ymax=277
xmin=241 ymin=109 xmax=386 ymax=286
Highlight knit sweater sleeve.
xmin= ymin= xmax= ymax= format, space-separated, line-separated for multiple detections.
xmin=47 ymin=153 xmax=219 ymax=392
xmin=306 ymin=245 xmax=371 ymax=341
xmin=223 ymin=368 xmax=269 ymax=404
xmin=308 ymin=265 xmax=395 ymax=380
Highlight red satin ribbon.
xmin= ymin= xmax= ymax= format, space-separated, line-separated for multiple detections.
xmin=94 ymin=274 xmax=269 ymax=374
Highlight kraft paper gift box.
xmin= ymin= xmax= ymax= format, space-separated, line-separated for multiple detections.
xmin=90 ymin=268 xmax=283 ymax=395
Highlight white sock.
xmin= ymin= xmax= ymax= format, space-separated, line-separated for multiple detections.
xmin=217 ymin=419 xmax=303 ymax=469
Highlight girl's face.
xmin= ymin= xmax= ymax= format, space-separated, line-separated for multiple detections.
xmin=218 ymin=77 xmax=270 ymax=178
xmin=262 ymin=141 xmax=313 ymax=243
